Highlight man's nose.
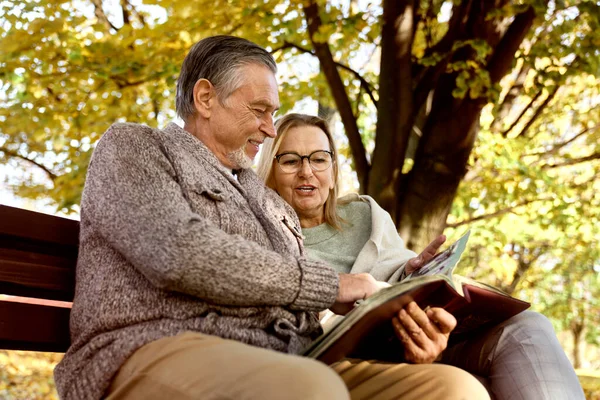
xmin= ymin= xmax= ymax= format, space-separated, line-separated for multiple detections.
xmin=261 ymin=116 xmax=276 ymax=138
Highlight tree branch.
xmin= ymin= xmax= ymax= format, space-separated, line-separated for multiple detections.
xmin=491 ymin=62 xmax=531 ymax=132
xmin=121 ymin=0 xmax=146 ymax=26
xmin=446 ymin=197 xmax=552 ymax=228
xmin=90 ymin=0 xmax=119 ymax=31
xmin=303 ymin=1 xmax=370 ymax=190
xmin=418 ymin=0 xmax=473 ymax=62
xmin=411 ymin=0 xmax=473 ymax=110
xmin=543 ymin=152 xmax=600 ymax=169
xmin=0 ymin=147 xmax=57 ymax=181
xmin=514 ymin=85 xmax=559 ymax=138
xmin=487 ymin=6 xmax=537 ymax=84
xmin=120 ymin=0 xmax=131 ymax=25
xmin=506 ymin=242 xmax=550 ymax=294
xmin=524 ymin=124 xmax=598 ymax=157
xmin=271 ymin=41 xmax=378 ymax=107
xmin=46 ymin=86 xmax=62 ymax=103
xmin=423 ymin=0 xmax=434 ymax=50
xmin=499 ymin=88 xmax=543 ymax=137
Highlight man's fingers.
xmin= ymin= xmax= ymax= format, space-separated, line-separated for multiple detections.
xmin=336 ymin=273 xmax=383 ymax=304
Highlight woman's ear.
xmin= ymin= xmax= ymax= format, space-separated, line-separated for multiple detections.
xmin=193 ymin=79 xmax=214 ymax=119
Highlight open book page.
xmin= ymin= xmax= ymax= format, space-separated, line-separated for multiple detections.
xmin=320 ymin=310 xmax=345 ymax=335
xmin=404 ymin=230 xmax=471 ymax=280
xmin=452 ymin=274 xmax=513 ymax=298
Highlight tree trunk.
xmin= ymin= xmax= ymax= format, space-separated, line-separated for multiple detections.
xmin=571 ymin=319 xmax=583 ymax=369
xmin=398 ymin=88 xmax=483 ymax=249
xmin=368 ymin=0 xmax=416 ymax=215
xmin=390 ymin=2 xmax=538 ymax=250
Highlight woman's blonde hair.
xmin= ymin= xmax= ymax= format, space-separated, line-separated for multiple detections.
xmin=256 ymin=113 xmax=343 ymax=230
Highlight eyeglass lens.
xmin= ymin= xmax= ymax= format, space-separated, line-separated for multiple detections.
xmin=277 ymin=151 xmax=332 ymax=172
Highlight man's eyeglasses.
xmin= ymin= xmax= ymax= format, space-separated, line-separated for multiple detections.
xmin=274 ymin=150 xmax=334 ymax=173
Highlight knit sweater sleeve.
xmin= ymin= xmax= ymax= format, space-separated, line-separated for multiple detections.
xmin=81 ymin=124 xmax=338 ymax=311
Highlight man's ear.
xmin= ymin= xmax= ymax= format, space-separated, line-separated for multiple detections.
xmin=193 ymin=79 xmax=214 ymax=118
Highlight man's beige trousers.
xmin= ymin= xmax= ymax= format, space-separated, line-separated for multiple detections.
xmin=106 ymin=332 xmax=489 ymax=400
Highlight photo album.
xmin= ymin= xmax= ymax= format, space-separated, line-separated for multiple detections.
xmin=303 ymin=230 xmax=531 ymax=364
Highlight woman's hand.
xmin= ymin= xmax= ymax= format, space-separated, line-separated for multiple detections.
xmin=392 ymin=301 xmax=456 ymax=364
xmin=404 ymin=235 xmax=446 ymax=276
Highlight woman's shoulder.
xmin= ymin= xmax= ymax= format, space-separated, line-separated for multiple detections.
xmin=339 ymin=193 xmax=390 ymax=214
xmin=337 ymin=193 xmax=372 ymax=222
xmin=338 ymin=193 xmax=372 ymax=210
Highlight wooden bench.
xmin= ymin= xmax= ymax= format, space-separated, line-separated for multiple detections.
xmin=0 ymin=204 xmax=78 ymax=353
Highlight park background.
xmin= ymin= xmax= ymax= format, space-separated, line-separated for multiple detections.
xmin=0 ymin=0 xmax=599 ymax=398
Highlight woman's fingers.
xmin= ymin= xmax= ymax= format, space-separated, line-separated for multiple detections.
xmin=421 ymin=234 xmax=446 ymax=262
xmin=405 ymin=235 xmax=447 ymax=274
xmin=392 ymin=302 xmax=455 ymax=364
xmin=425 ymin=306 xmax=457 ymax=334
xmin=398 ymin=303 xmax=433 ymax=343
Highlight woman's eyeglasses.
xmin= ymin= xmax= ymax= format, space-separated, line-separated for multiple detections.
xmin=274 ymin=150 xmax=334 ymax=173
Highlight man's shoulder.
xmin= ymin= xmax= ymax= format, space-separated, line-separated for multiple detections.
xmin=97 ymin=122 xmax=160 ymax=150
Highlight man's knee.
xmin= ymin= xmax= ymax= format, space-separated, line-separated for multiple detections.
xmin=431 ymin=365 xmax=491 ymax=400
xmin=259 ymin=357 xmax=349 ymax=400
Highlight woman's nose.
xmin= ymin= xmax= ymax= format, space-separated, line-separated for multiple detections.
xmin=298 ymin=159 xmax=313 ymax=177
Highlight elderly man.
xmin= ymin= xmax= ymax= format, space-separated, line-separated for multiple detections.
xmin=54 ymin=36 xmax=489 ymax=400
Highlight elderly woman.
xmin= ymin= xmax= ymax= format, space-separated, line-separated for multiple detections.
xmin=257 ymin=113 xmax=585 ymax=400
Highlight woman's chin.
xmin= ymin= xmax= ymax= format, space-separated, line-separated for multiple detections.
xmin=294 ymin=200 xmax=323 ymax=215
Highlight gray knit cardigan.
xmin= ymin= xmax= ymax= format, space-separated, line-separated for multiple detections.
xmin=53 ymin=122 xmax=339 ymax=400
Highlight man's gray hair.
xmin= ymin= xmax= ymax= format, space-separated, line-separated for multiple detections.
xmin=175 ymin=35 xmax=277 ymax=121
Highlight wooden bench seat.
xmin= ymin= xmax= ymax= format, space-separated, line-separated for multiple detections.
xmin=0 ymin=204 xmax=78 ymax=352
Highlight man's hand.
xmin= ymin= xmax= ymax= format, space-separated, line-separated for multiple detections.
xmin=404 ymin=235 xmax=446 ymax=276
xmin=392 ymin=302 xmax=456 ymax=364
xmin=330 ymin=273 xmax=389 ymax=315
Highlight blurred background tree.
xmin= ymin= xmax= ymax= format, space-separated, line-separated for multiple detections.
xmin=1 ymin=0 xmax=599 ymax=398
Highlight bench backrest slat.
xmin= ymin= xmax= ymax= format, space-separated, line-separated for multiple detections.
xmin=0 ymin=205 xmax=79 ymax=352
xmin=0 ymin=300 xmax=71 ymax=352
xmin=0 ymin=247 xmax=75 ymax=301
xmin=0 ymin=205 xmax=80 ymax=247
xmin=0 ymin=205 xmax=78 ymax=301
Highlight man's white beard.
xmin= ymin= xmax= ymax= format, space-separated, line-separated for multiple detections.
xmin=227 ymin=148 xmax=253 ymax=169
